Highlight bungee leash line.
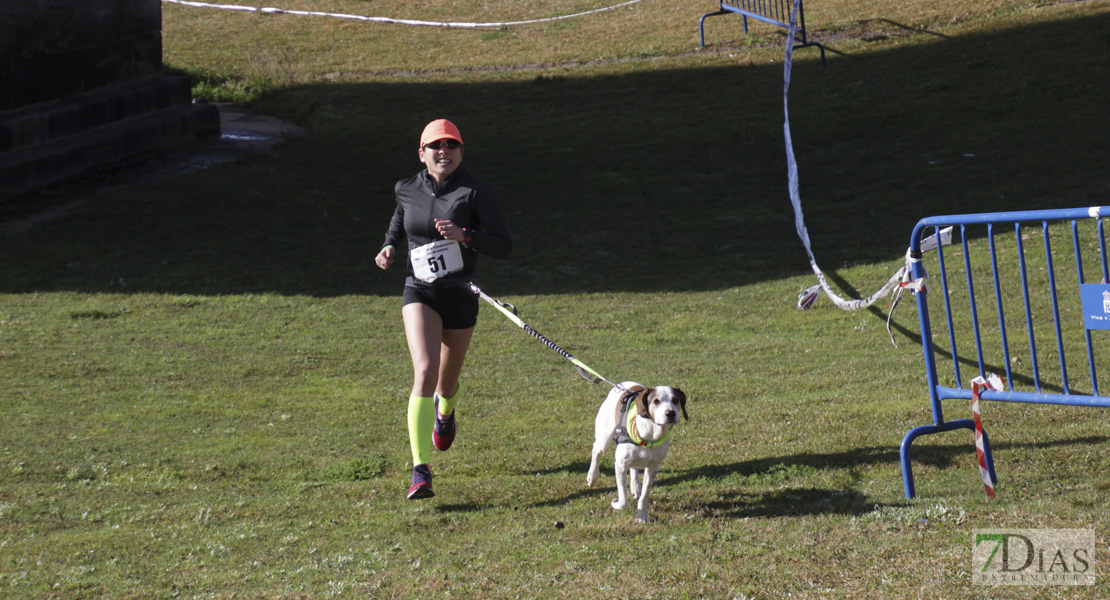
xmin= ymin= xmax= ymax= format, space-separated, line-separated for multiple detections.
xmin=468 ymin=283 xmax=624 ymax=392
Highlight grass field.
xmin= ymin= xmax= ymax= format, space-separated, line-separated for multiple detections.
xmin=3 ymin=0 xmax=1110 ymax=597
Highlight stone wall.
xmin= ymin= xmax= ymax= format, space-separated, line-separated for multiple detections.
xmin=0 ymin=0 xmax=220 ymax=201
xmin=0 ymin=0 xmax=163 ymax=110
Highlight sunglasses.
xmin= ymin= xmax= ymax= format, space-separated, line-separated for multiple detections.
xmin=423 ymin=139 xmax=462 ymax=150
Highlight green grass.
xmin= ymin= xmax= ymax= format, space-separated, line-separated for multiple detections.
xmin=3 ymin=0 xmax=1110 ymax=597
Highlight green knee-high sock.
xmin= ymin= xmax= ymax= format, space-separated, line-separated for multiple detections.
xmin=408 ymin=394 xmax=435 ymax=466
xmin=437 ymin=387 xmax=461 ymax=419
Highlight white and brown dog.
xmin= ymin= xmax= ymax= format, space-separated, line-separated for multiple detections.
xmin=586 ymin=381 xmax=688 ymax=523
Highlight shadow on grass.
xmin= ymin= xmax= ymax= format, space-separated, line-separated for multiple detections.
xmin=1 ymin=10 xmax=1108 ymax=298
xmin=525 ymin=455 xmax=889 ymax=517
xmin=831 ymin=266 xmax=1081 ymax=396
xmin=432 ymin=502 xmax=501 ymax=514
xmin=708 ymin=488 xmax=880 ymax=518
xmin=526 ymin=434 xmax=1108 ymax=516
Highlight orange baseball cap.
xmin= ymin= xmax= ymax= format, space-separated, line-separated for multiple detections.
xmin=420 ymin=119 xmax=464 ymax=148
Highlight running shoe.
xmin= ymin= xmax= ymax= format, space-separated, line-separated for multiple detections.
xmin=407 ymin=464 xmax=434 ymax=500
xmin=433 ymin=395 xmax=456 ymax=452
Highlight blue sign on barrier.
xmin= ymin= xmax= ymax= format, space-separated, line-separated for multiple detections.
xmin=1080 ymin=284 xmax=1110 ymax=329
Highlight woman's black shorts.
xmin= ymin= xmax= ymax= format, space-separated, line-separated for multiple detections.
xmin=402 ymin=284 xmax=479 ymax=329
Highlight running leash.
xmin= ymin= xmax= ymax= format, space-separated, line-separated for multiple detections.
xmin=468 ymin=283 xmax=623 ymax=391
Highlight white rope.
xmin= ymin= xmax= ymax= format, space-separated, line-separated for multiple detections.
xmin=783 ymin=0 xmax=887 ymax=312
xmin=162 ymin=0 xmax=645 ymax=28
xmin=782 ymin=0 xmax=946 ymax=321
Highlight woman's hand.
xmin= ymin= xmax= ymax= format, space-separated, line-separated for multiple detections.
xmin=435 ymin=219 xmax=468 ymax=242
xmin=375 ymin=246 xmax=395 ymax=270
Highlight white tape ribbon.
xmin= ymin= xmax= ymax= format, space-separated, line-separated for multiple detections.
xmin=784 ymin=12 xmax=951 ymax=322
xmin=163 ymin=0 xmax=645 ymax=28
xmin=919 ymin=227 xmax=952 ymax=253
xmin=970 ymin=374 xmax=1005 ymax=392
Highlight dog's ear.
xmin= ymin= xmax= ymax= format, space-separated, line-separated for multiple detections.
xmin=634 ymin=388 xmax=653 ymax=419
xmin=674 ymin=388 xmax=689 ymax=420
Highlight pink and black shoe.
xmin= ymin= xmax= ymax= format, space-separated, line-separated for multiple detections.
xmin=407 ymin=464 xmax=434 ymax=500
xmin=433 ymin=396 xmax=456 ymax=452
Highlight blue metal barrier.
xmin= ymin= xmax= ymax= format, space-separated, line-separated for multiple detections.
xmin=699 ymin=0 xmax=827 ymax=66
xmin=900 ymin=206 xmax=1110 ymax=499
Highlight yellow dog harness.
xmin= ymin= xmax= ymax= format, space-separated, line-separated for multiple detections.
xmin=612 ymin=388 xmax=670 ymax=448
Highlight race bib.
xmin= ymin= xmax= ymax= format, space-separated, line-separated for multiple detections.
xmin=410 ymin=239 xmax=464 ymax=283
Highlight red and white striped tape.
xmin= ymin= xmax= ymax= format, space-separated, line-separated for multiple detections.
xmin=970 ymin=374 xmax=1004 ymax=499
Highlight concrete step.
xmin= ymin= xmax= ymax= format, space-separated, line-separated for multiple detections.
xmin=0 ymin=74 xmax=205 ymax=154
xmin=0 ymin=96 xmax=220 ymax=201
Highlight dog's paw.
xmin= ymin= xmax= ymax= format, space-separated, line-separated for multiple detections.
xmin=586 ymin=459 xmax=601 ymax=487
xmin=634 ymin=511 xmax=650 ymax=524
xmin=610 ymin=499 xmax=628 ymax=511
